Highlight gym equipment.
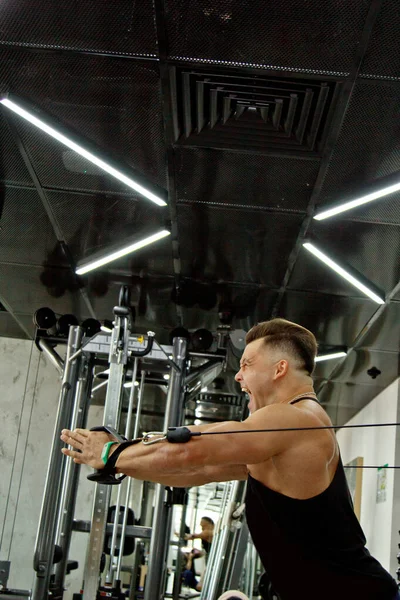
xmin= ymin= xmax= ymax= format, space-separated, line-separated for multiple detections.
xmin=217 ymin=592 xmax=249 ymax=600
xmin=28 ymin=285 xmax=229 ymax=600
xmin=258 ymin=572 xmax=281 ymax=600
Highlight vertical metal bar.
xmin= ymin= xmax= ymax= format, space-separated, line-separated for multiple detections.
xmin=32 ymin=326 xmax=83 ymax=600
xmin=83 ymin=313 xmax=130 ymax=600
xmin=226 ymin=521 xmax=250 ymax=590
xmin=144 ymin=337 xmax=188 ymax=600
xmin=115 ymin=364 xmax=142 ymax=583
xmin=106 ymin=360 xmax=139 ymax=584
xmin=172 ymin=500 xmax=188 ymax=600
xmin=53 ymin=354 xmax=94 ymax=590
xmin=201 ymin=480 xmax=246 ymax=599
xmin=200 ymin=482 xmax=232 ymax=599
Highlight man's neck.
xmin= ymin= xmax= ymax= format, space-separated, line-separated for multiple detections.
xmin=274 ymin=382 xmax=316 ymax=406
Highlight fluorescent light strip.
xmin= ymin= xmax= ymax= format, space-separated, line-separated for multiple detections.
xmin=315 ymin=352 xmax=347 ymax=363
xmin=303 ymin=243 xmax=385 ymax=305
xmin=76 ymin=230 xmax=170 ymax=275
xmin=314 ymin=183 xmax=400 ymax=220
xmin=0 ymin=98 xmax=167 ymax=207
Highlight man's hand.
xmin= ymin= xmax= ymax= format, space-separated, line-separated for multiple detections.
xmin=60 ymin=428 xmax=113 ymax=470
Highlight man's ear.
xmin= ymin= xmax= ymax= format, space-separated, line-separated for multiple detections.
xmin=273 ymin=359 xmax=289 ymax=380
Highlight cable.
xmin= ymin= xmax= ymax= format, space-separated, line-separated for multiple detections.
xmin=195 ymin=422 xmax=400 ymax=435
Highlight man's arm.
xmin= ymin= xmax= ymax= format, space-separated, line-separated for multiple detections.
xmin=61 ymin=403 xmax=325 ymax=482
xmin=132 ymin=463 xmax=248 ymax=487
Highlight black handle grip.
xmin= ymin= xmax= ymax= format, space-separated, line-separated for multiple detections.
xmin=87 ymin=471 xmax=125 ymax=485
xmin=89 ymin=425 xmax=127 ymax=443
xmin=167 ymin=427 xmax=198 ymax=443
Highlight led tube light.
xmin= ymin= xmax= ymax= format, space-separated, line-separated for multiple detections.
xmin=0 ymin=98 xmax=167 ymax=207
xmin=314 ymin=183 xmax=400 ymax=220
xmin=303 ymin=242 xmax=385 ymax=305
xmin=76 ymin=229 xmax=170 ymax=275
xmin=315 ymin=352 xmax=347 ymax=363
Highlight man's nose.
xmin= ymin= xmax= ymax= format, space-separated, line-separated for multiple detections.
xmin=235 ymin=369 xmax=242 ymax=383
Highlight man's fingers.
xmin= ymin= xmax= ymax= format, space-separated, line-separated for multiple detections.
xmin=62 ymin=448 xmax=83 ymax=463
xmin=60 ymin=432 xmax=83 ymax=450
xmin=74 ymin=428 xmax=89 ymax=438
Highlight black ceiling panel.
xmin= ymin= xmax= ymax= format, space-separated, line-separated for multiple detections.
xmin=0 ymin=187 xmax=59 ymax=266
xmin=359 ymin=301 xmax=400 ymax=353
xmin=0 ymin=48 xmax=166 ymax=188
xmin=317 ymin=80 xmax=400 ymax=207
xmin=46 ymin=190 xmax=172 ymax=267
xmin=339 ymin=194 xmax=400 ymax=226
xmin=181 ymin=287 xmax=278 ymax=331
xmin=84 ymin=281 xmax=178 ymax=344
xmin=177 ymin=203 xmax=303 ymax=286
xmin=322 ymin=348 xmax=399 ymax=389
xmin=165 ymin=0 xmax=370 ymax=74
xmin=360 ymin=0 xmax=400 ymax=80
xmin=175 ymin=147 xmax=318 ymax=212
xmin=0 ymin=311 xmax=30 ymax=339
xmin=0 ymin=264 xmax=88 ymax=316
xmin=308 ymin=220 xmax=400 ymax=296
xmin=0 ymin=1 xmax=157 ymax=57
xmin=279 ymin=291 xmax=377 ymax=348
xmin=0 ymin=113 xmax=34 ymax=185
xmin=287 ymin=239 xmax=394 ymax=299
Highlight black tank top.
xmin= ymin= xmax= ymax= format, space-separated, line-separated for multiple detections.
xmin=245 ymin=397 xmax=397 ymax=600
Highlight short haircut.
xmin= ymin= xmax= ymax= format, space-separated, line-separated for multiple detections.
xmin=245 ymin=318 xmax=318 ymax=375
xmin=201 ymin=516 xmax=214 ymax=526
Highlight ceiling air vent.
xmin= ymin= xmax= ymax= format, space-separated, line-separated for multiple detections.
xmin=170 ymin=67 xmax=339 ymax=155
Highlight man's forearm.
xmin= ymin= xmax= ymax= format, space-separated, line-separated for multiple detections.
xmin=112 ymin=420 xmax=246 ymax=479
xmin=118 ymin=462 xmax=248 ymax=486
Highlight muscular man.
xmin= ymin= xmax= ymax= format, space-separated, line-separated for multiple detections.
xmin=61 ymin=318 xmax=398 ymax=600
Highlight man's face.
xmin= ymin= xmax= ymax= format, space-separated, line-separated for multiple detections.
xmin=234 ymin=338 xmax=279 ymax=413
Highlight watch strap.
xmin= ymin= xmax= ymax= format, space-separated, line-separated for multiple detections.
xmin=102 ymin=438 xmax=142 ymax=476
xmin=101 ymin=441 xmax=118 ymax=465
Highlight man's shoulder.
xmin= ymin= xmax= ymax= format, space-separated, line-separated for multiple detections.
xmin=246 ymin=402 xmax=326 ymax=429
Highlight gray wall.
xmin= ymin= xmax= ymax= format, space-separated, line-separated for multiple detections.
xmin=0 ymin=337 xmax=103 ymax=597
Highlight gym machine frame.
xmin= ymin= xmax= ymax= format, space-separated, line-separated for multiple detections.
xmin=24 ymin=288 xmax=227 ymax=600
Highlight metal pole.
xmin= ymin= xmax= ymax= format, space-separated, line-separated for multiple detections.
xmin=201 ymin=482 xmax=231 ymax=598
xmin=144 ymin=337 xmax=188 ymax=600
xmin=201 ymin=480 xmax=241 ymax=600
xmin=38 ymin=338 xmax=64 ymax=374
xmin=53 ymin=354 xmax=94 ymax=591
xmin=115 ymin=366 xmax=145 ymax=583
xmin=172 ymin=499 xmax=188 ymax=600
xmin=32 ymin=326 xmax=83 ymax=600
xmin=106 ymin=360 xmax=139 ymax=585
xmin=83 ymin=309 xmax=130 ymax=600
